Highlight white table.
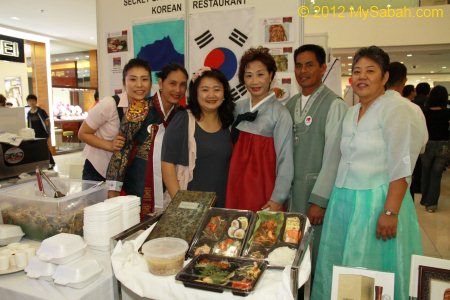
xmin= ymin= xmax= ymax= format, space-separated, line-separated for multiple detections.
xmin=112 ymin=225 xmax=311 ymax=300
xmin=0 ymin=247 xmax=118 ymax=300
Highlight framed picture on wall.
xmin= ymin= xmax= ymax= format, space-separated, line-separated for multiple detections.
xmin=418 ymin=266 xmax=450 ymax=300
xmin=4 ymin=77 xmax=23 ymax=107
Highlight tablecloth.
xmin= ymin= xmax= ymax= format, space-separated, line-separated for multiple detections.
xmin=112 ymin=224 xmax=311 ymax=300
xmin=0 ymin=246 xmax=118 ymax=300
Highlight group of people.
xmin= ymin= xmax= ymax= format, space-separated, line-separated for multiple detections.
xmin=403 ymin=81 xmax=450 ymax=213
xmin=78 ymin=44 xmax=447 ymax=299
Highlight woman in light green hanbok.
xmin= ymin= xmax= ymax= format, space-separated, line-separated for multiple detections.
xmin=312 ymin=46 xmax=425 ymax=300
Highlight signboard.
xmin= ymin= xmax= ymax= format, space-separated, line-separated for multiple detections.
xmin=0 ymin=34 xmax=25 ymax=63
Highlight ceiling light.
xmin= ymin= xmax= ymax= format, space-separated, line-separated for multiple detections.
xmin=348 ymin=63 xmax=352 ymax=66
xmin=442 ymin=66 xmax=447 ymax=69
xmin=55 ymin=59 xmax=59 ymax=62
xmin=85 ymin=55 xmax=89 ymax=58
xmin=406 ymin=54 xmax=412 ymax=57
xmin=347 ymin=56 xmax=353 ymax=59
xmin=11 ymin=17 xmax=20 ymax=21
xmin=430 ymin=71 xmax=434 ymax=73
xmin=387 ymin=4 xmax=391 ymax=8
xmin=75 ymin=57 xmax=79 ymax=60
xmin=347 ymin=68 xmax=351 ymax=71
xmin=400 ymin=62 xmax=404 ymax=64
xmin=421 ymin=76 xmax=425 ymax=79
xmin=65 ymin=58 xmax=69 ymax=61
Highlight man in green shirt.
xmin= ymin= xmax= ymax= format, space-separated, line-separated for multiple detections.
xmin=286 ymin=44 xmax=348 ymax=270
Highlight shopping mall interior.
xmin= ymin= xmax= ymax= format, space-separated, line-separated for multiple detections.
xmin=0 ymin=0 xmax=449 ymax=298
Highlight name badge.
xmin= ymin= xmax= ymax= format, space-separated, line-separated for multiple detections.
xmin=305 ymin=116 xmax=313 ymax=126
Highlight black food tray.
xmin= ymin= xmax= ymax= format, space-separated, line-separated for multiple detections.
xmin=188 ymin=208 xmax=255 ymax=258
xmin=242 ymin=211 xmax=307 ymax=269
xmin=175 ymin=254 xmax=267 ymax=297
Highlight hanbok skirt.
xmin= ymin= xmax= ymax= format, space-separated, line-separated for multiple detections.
xmin=311 ymin=183 xmax=423 ymax=300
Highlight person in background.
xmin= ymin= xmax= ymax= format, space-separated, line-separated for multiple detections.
xmin=285 ymin=44 xmax=347 ymax=271
xmin=385 ymin=62 xmax=428 ymax=200
xmin=161 ymin=68 xmax=234 ymax=208
xmin=414 ymin=82 xmax=431 ymax=109
xmin=312 ymin=46 xmax=425 ymax=300
xmin=78 ymin=59 xmax=148 ymax=182
xmin=26 ymin=94 xmax=55 ymax=169
xmin=420 ymin=85 xmax=450 ymax=213
xmin=402 ymin=84 xmax=416 ymax=101
xmin=107 ymin=63 xmax=188 ymax=218
xmin=225 ymin=47 xmax=293 ymax=212
xmin=0 ymin=94 xmax=6 ymax=107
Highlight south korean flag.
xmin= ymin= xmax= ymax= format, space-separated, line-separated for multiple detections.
xmin=189 ymin=8 xmax=255 ymax=101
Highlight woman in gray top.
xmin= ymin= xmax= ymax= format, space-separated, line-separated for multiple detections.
xmin=161 ymin=68 xmax=235 ymax=207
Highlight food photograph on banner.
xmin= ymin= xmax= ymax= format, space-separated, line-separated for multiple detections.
xmin=261 ymin=16 xmax=294 ymax=44
xmin=106 ymin=30 xmax=130 ymax=94
xmin=268 ymin=46 xmax=294 ymax=73
xmin=270 ymin=76 xmax=292 ymax=105
xmin=189 ymin=8 xmax=254 ymax=101
xmin=107 ymin=30 xmax=128 ymax=53
xmin=133 ymin=19 xmax=185 ymax=93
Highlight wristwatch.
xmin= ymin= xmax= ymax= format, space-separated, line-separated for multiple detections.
xmin=384 ymin=209 xmax=398 ymax=216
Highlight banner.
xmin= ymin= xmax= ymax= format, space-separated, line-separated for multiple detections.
xmin=189 ymin=8 xmax=254 ymax=101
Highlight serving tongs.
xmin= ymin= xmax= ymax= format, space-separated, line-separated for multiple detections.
xmin=35 ymin=166 xmax=47 ymax=197
xmin=37 ymin=167 xmax=66 ymax=198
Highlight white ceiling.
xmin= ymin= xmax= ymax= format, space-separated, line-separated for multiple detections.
xmin=0 ymin=0 xmax=97 ymax=54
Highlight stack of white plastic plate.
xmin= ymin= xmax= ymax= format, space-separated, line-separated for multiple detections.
xmin=104 ymin=196 xmax=141 ymax=230
xmin=83 ymin=202 xmax=123 ymax=248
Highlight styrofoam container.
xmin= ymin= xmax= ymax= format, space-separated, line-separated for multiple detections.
xmin=37 ymin=233 xmax=87 ymax=264
xmin=0 ymin=225 xmax=25 ymax=245
xmin=53 ymin=257 xmax=102 ymax=289
xmin=25 ymin=256 xmax=57 ymax=280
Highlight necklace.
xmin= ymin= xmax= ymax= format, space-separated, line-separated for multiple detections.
xmin=126 ymin=99 xmax=149 ymax=122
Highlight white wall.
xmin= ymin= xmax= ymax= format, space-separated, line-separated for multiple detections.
xmin=96 ymin=1 xmax=450 ymax=96
xmin=305 ymin=5 xmax=450 ymax=48
xmin=0 ymin=60 xmax=29 ymax=107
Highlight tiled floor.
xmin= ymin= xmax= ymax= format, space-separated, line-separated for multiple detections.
xmin=54 ymin=151 xmax=450 ymax=259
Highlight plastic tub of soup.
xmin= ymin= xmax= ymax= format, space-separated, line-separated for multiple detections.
xmin=141 ymin=237 xmax=188 ymax=276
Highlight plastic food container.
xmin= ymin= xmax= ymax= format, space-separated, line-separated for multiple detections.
xmin=53 ymin=257 xmax=102 ymax=289
xmin=25 ymin=256 xmax=57 ymax=280
xmin=142 ymin=237 xmax=188 ymax=276
xmin=36 ymin=233 xmax=87 ymax=264
xmin=0 ymin=178 xmax=107 ymax=241
xmin=0 ymin=225 xmax=25 ymax=245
